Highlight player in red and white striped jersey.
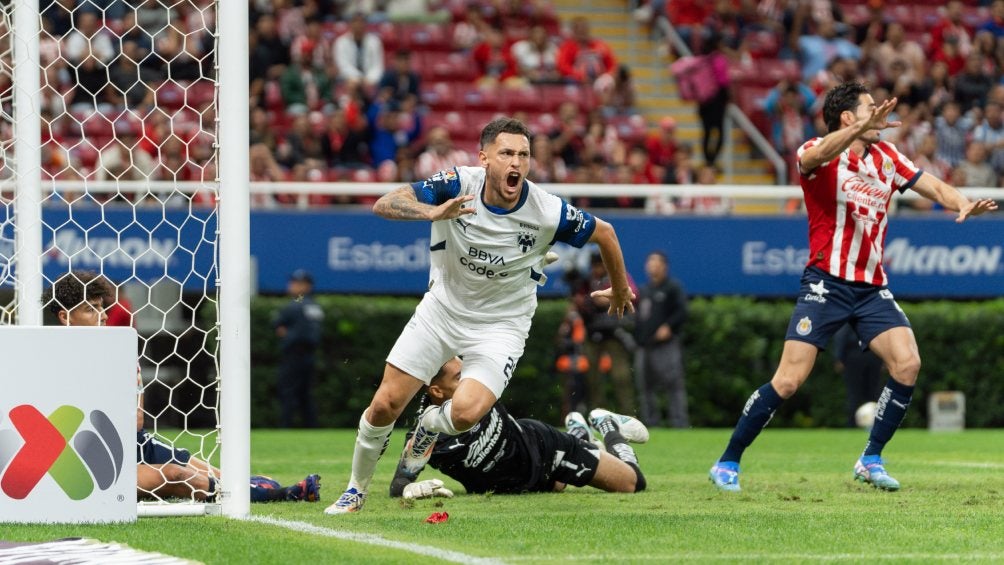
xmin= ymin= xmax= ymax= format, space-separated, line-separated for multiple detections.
xmin=709 ymin=82 xmax=997 ymax=493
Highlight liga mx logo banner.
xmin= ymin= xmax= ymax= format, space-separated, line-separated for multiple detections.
xmin=0 ymin=327 xmax=137 ymax=523
xmin=0 ymin=405 xmax=125 ymax=500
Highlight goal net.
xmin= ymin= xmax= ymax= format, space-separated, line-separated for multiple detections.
xmin=0 ymin=0 xmax=238 ymax=516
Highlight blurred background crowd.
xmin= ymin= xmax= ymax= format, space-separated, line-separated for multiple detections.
xmin=1 ymin=0 xmax=1002 ymax=212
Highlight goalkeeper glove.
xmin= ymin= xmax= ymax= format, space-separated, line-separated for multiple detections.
xmin=402 ymin=479 xmax=454 ymax=500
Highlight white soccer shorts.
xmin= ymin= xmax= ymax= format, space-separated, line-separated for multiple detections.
xmin=386 ymin=295 xmax=528 ymax=399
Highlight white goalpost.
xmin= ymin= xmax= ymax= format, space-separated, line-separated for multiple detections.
xmin=1 ymin=0 xmax=249 ymax=518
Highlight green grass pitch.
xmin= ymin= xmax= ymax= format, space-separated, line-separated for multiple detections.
xmin=2 ymin=428 xmax=1002 ymax=563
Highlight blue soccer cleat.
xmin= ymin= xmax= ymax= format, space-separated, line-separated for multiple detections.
xmin=854 ymin=455 xmax=901 ymax=491
xmin=709 ymin=461 xmax=741 ymax=492
xmin=288 ymin=474 xmax=321 ymax=502
xmin=324 ymin=487 xmax=366 ymax=515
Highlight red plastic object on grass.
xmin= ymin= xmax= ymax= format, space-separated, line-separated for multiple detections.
xmin=424 ymin=512 xmax=449 ymax=524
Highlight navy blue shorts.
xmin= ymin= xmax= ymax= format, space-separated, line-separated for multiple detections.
xmin=784 ymin=267 xmax=911 ymax=350
xmin=137 ymin=429 xmax=191 ymax=465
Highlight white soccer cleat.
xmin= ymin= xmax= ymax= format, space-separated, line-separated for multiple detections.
xmin=564 ymin=411 xmax=596 ymax=443
xmin=588 ymin=408 xmax=650 ymax=444
xmin=401 ymin=406 xmax=440 ymax=474
xmin=324 ymin=487 xmax=366 ymax=515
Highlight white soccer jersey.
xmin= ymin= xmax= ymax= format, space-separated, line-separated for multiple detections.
xmin=797 ymin=138 xmax=922 ymax=286
xmin=413 ymin=166 xmax=595 ymax=325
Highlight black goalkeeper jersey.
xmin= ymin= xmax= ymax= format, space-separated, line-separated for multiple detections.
xmin=427 ymin=403 xmax=548 ymax=494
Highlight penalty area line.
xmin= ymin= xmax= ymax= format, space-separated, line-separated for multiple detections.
xmin=243 ymin=514 xmax=506 ymax=565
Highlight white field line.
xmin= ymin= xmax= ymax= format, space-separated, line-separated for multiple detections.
xmin=923 ymin=460 xmax=1004 ymax=469
xmin=243 ymin=514 xmax=506 ymax=565
xmin=505 ymin=553 xmax=1004 ymax=562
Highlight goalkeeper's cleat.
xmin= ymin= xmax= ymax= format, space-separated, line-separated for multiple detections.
xmin=324 ymin=487 xmax=365 ymax=515
xmin=588 ymin=408 xmax=650 ymax=444
xmin=401 ymin=420 xmax=439 ymax=475
xmin=564 ymin=411 xmax=595 ymax=443
xmin=709 ymin=461 xmax=741 ymax=492
xmin=287 ymin=474 xmax=321 ymax=502
xmin=854 ymin=455 xmax=901 ymax=491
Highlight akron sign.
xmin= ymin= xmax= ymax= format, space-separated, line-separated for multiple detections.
xmin=0 ymin=327 xmax=137 ymax=523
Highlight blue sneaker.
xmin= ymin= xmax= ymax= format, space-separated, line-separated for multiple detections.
xmin=854 ymin=455 xmax=901 ymax=491
xmin=288 ymin=474 xmax=321 ymax=502
xmin=324 ymin=487 xmax=365 ymax=514
xmin=709 ymin=461 xmax=741 ymax=492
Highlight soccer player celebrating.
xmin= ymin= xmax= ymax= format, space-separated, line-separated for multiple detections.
xmin=326 ymin=117 xmax=634 ymax=514
xmin=708 ymin=82 xmax=997 ymax=492
xmin=389 ymin=358 xmax=647 ymax=498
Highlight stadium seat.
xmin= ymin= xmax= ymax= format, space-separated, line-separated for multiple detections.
xmin=421 ymin=82 xmax=458 ymax=111
xmin=459 ymin=87 xmax=504 ymax=112
xmin=400 ymin=23 xmax=451 ymax=52
xmin=538 ymin=84 xmax=593 ymax=113
xmin=428 ymin=52 xmax=478 ymax=83
xmin=504 ymin=86 xmax=542 ymax=112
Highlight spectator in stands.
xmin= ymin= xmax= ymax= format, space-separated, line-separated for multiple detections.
xmin=934 ymin=101 xmax=974 ymax=168
xmin=907 ymin=61 xmax=953 ymax=111
xmin=930 ymin=0 xmax=972 ymax=67
xmin=798 ymin=19 xmax=861 ymax=82
xmin=645 ymin=117 xmax=678 ymax=179
xmin=250 ymin=143 xmax=287 ymax=207
xmin=511 ymin=25 xmax=561 ymax=84
xmin=666 ymin=0 xmax=710 ymax=54
xmin=323 ymin=109 xmax=371 ymax=171
xmin=873 ymin=22 xmax=925 ymax=88
xmin=581 ymin=112 xmax=625 ymax=169
xmin=678 ymin=165 xmax=728 ymax=215
xmin=250 ymin=107 xmax=278 ymax=151
xmin=334 ymin=12 xmax=384 ymax=90
xmin=973 ymin=102 xmax=1004 ymax=176
xmin=67 ymin=54 xmax=114 ymax=114
xmin=910 ymin=134 xmax=952 ymax=190
xmin=452 ymin=4 xmax=490 ymax=52
xmin=96 ymin=124 xmax=157 ymax=184
xmin=549 ymin=101 xmax=586 ymax=168
xmin=556 ymin=17 xmax=617 ymax=90
xmin=291 ymin=18 xmax=336 ymax=73
xmin=530 ymin=134 xmax=568 ymax=183
xmin=953 ymin=54 xmax=995 ymax=114
xmin=378 ymin=50 xmax=421 ymax=105
xmin=414 ymin=126 xmax=474 ymax=179
xmin=956 ymin=142 xmax=997 ymax=188
xmin=108 ymin=46 xmax=157 ymax=110
xmin=981 ymin=0 xmax=1004 ymax=39
xmin=764 ymin=81 xmax=817 ymax=183
xmin=279 ymin=52 xmax=333 ymax=115
xmin=254 ymin=13 xmax=293 ymax=76
xmin=472 ymin=28 xmax=523 ymax=88
xmin=695 ymin=33 xmax=731 ymax=168
xmin=64 ymin=11 xmax=115 ymax=64
xmin=597 ymin=64 xmax=636 ymax=117
xmin=368 ymin=100 xmax=422 ymax=171
xmin=278 ymin=113 xmax=329 ymax=169
xmin=664 ymin=143 xmax=696 ymax=185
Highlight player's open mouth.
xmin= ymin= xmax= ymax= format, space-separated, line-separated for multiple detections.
xmin=506 ymin=172 xmax=520 ymax=188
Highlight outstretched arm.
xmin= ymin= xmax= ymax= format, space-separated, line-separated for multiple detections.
xmin=373 ymin=185 xmax=475 ymax=221
xmin=800 ymin=97 xmax=901 ymax=174
xmin=587 ymin=218 xmax=635 ymax=317
xmin=910 ymin=172 xmax=999 ymax=223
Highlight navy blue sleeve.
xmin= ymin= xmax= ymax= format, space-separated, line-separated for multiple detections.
xmin=410 ymin=168 xmax=462 ymax=205
xmin=898 ymin=169 xmax=923 ymax=194
xmin=554 ymin=200 xmax=597 ymax=248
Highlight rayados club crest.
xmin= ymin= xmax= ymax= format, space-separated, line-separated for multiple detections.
xmin=516 ymin=231 xmax=536 ymax=253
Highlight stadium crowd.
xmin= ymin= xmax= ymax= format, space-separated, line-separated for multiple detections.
xmin=1 ymin=0 xmax=1000 ymax=211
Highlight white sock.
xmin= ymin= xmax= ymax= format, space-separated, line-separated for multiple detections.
xmin=348 ymin=411 xmax=394 ymax=493
xmin=419 ymin=399 xmax=464 ymax=435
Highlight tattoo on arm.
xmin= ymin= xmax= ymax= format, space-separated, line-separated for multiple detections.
xmin=374 ymin=186 xmax=432 ymax=220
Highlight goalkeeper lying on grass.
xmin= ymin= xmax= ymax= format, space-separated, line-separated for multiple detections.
xmin=45 ymin=270 xmax=320 ymax=504
xmin=390 ymin=357 xmax=648 ymax=499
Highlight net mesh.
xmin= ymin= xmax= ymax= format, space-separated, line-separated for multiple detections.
xmin=1 ymin=0 xmax=221 ymax=505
